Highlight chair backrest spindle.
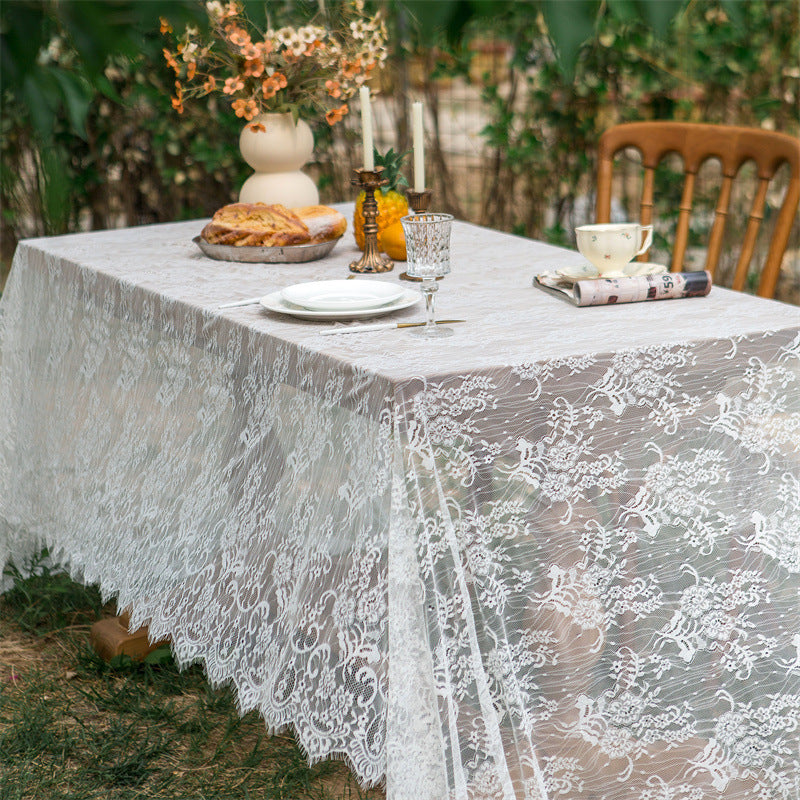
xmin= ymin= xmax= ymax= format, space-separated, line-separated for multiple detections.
xmin=706 ymin=174 xmax=734 ymax=272
xmin=638 ymin=166 xmax=656 ymax=261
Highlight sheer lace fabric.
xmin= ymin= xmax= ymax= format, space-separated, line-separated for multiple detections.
xmin=1 ymin=216 xmax=799 ymax=799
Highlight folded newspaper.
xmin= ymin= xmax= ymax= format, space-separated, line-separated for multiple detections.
xmin=534 ymin=269 xmax=712 ymax=307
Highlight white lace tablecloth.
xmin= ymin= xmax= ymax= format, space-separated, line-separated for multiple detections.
xmin=2 ymin=206 xmax=799 ymax=799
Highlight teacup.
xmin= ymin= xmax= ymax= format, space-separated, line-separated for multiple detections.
xmin=575 ymin=223 xmax=653 ymax=277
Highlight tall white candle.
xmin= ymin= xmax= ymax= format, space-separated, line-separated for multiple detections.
xmin=412 ymin=101 xmax=425 ymax=191
xmin=360 ymin=87 xmax=374 ymax=171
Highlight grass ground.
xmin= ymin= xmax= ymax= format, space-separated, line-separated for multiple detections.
xmin=0 ymin=560 xmax=385 ymax=800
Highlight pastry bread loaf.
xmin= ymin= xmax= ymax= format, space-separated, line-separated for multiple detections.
xmin=294 ymin=206 xmax=348 ymax=243
xmin=201 ymin=202 xmax=346 ymax=247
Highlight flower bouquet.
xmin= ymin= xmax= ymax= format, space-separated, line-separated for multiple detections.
xmin=162 ymin=0 xmax=387 ymax=128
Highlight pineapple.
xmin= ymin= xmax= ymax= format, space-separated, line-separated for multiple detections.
xmin=354 ymin=148 xmax=410 ymax=252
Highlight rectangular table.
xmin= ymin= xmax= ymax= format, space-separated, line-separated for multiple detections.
xmin=1 ymin=208 xmax=799 ymax=799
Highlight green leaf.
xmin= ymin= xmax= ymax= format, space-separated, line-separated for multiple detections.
xmin=58 ymin=1 xmax=144 ymax=77
xmin=635 ymin=0 xmax=686 ymax=36
xmin=542 ymin=0 xmax=600 ymax=80
xmin=39 ymin=146 xmax=72 ymax=234
xmin=607 ymin=0 xmax=640 ymax=24
xmin=52 ymin=70 xmax=93 ymax=140
xmin=143 ymin=647 xmax=175 ymax=666
xmin=0 ymin=1 xmax=46 ymax=95
xmin=21 ymin=70 xmax=58 ymax=141
xmin=109 ymin=654 xmax=136 ymax=670
xmin=93 ymin=74 xmax=124 ymax=104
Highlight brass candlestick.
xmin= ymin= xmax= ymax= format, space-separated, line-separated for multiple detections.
xmin=405 ymin=188 xmax=432 ymax=214
xmin=401 ymin=187 xmax=439 ymax=282
xmin=350 ymin=167 xmax=393 ymax=273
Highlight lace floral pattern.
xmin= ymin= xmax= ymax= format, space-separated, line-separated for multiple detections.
xmin=2 ymin=219 xmax=799 ymax=798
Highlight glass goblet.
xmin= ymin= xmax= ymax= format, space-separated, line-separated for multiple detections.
xmin=401 ymin=213 xmax=454 ymax=338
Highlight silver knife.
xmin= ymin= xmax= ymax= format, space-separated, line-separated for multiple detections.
xmin=320 ymin=320 xmax=465 ymax=335
xmin=218 ymin=296 xmax=263 ymax=309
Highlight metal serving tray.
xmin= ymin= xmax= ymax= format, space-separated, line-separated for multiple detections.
xmin=193 ymin=236 xmax=341 ymax=264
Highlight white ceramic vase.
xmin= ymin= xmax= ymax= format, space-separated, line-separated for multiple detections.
xmin=238 ymin=113 xmax=319 ymax=207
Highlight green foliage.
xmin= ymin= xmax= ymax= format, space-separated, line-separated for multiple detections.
xmin=0 ymin=0 xmax=235 ymax=265
xmin=473 ymin=0 xmax=799 ymax=242
xmin=374 ymin=147 xmax=410 ymax=194
xmin=0 ymin=1 xmax=202 ymax=141
xmin=1 ymin=549 xmax=106 ymax=634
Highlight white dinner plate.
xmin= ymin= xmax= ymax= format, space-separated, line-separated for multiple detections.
xmin=260 ymin=288 xmax=421 ymax=320
xmin=557 ymin=262 xmax=667 ymax=281
xmin=280 ymin=279 xmax=404 ymax=311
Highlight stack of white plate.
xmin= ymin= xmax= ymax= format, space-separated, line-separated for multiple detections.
xmin=260 ymin=279 xmax=420 ymax=320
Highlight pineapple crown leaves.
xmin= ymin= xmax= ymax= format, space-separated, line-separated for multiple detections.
xmin=373 ymin=147 xmax=410 ymax=194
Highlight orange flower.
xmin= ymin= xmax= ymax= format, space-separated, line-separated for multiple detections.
xmin=186 ymin=61 xmax=197 ymax=80
xmin=261 ymin=76 xmax=279 ymax=99
xmin=163 ymin=48 xmax=180 ymax=74
xmin=243 ymin=58 xmax=264 ymax=78
xmin=342 ymin=57 xmax=362 ymax=79
xmin=223 ymin=1 xmax=239 ymax=18
xmin=248 ymin=122 xmax=266 ymax=132
xmin=241 ymin=40 xmax=272 ymax=61
xmin=274 ymin=72 xmax=287 ymax=89
xmin=226 ymin=25 xmax=251 ymax=48
xmin=223 ymin=76 xmax=245 ymax=95
xmin=160 ymin=17 xmax=172 ymax=35
xmin=203 ymin=75 xmax=217 ymax=93
xmin=172 ymin=81 xmax=184 ymax=113
xmin=232 ymin=97 xmax=258 ymax=120
xmin=325 ymin=79 xmax=341 ymax=98
xmin=325 ymin=104 xmax=348 ymax=125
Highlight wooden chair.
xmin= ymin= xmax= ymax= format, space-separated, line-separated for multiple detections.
xmin=596 ymin=122 xmax=800 ymax=298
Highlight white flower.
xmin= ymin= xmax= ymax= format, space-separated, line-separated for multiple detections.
xmin=613 ymin=351 xmax=642 ymax=376
xmin=630 ymin=367 xmax=667 ymax=398
xmin=332 ymin=594 xmax=356 ymax=628
xmin=470 ymin=762 xmax=503 ymax=796
xmin=486 ymin=647 xmax=512 ymax=678
xmin=715 ymin=710 xmax=747 ymax=744
xmin=298 ymin=25 xmax=324 ymax=44
xmin=275 ymin=26 xmax=297 ymax=46
xmin=680 ymin=585 xmax=712 ymax=617
xmin=272 ymin=552 xmax=293 ymax=584
xmin=350 ymin=19 xmax=369 ymax=39
xmin=206 ymin=1 xmax=225 ymax=19
xmin=732 ymin=734 xmax=770 ymax=767
xmin=465 ymin=542 xmax=494 ymax=577
xmin=644 ymin=461 xmax=676 ymax=493
xmin=546 ymin=439 xmax=580 ymax=471
xmin=540 ymin=471 xmax=572 ymax=502
xmin=511 ymin=361 xmax=543 ymax=381
xmin=600 ymin=726 xmax=636 ymax=758
xmin=605 ymin=691 xmax=645 ymax=725
xmin=356 ymin=586 xmax=386 ymax=627
xmin=572 ymin=596 xmax=605 ymax=629
xmin=701 ymin=609 xmax=736 ymax=641
xmin=181 ymin=42 xmax=198 ymax=61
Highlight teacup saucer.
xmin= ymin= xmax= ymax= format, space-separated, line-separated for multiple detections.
xmin=556 ymin=262 xmax=667 ymax=282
